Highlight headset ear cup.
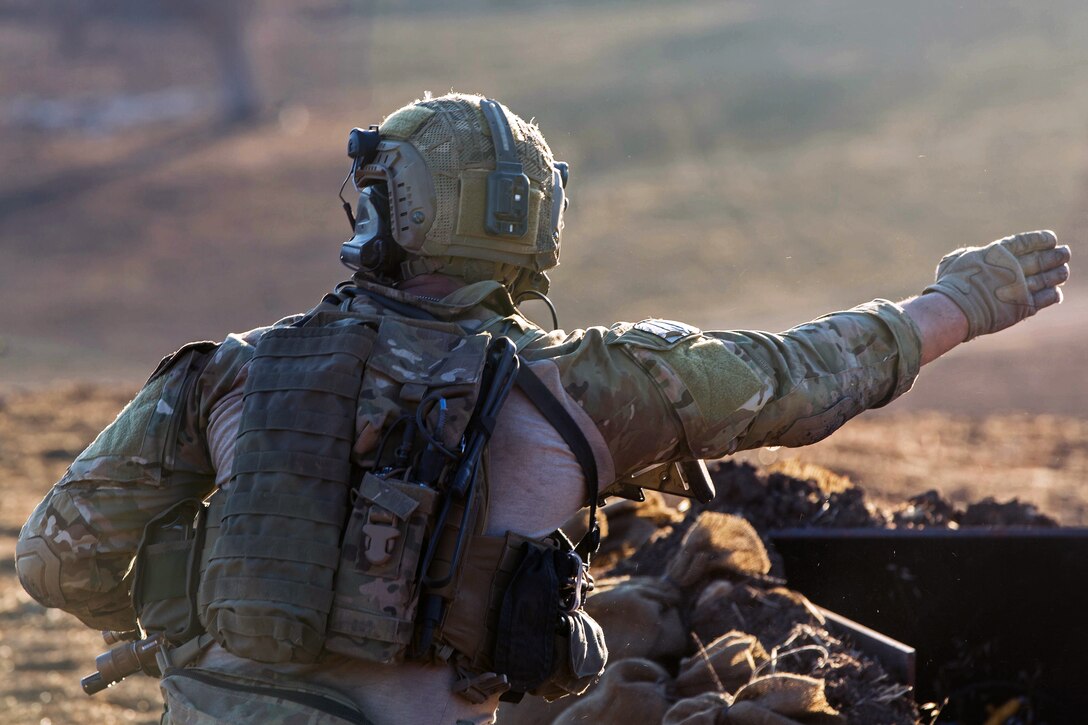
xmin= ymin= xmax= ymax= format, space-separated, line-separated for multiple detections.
xmin=375 ymin=236 xmax=406 ymax=276
xmin=340 ymin=183 xmax=405 ymax=277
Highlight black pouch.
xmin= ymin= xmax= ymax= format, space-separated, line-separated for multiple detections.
xmin=492 ymin=542 xmax=608 ymax=701
xmin=492 ymin=542 xmax=560 ymax=692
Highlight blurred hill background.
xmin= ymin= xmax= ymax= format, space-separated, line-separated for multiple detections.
xmin=1 ymin=0 xmax=1086 ymax=415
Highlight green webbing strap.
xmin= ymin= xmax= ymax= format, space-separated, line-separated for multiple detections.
xmin=327 ymin=606 xmax=414 ymax=645
xmin=242 ymin=370 xmax=362 ymax=397
xmin=238 ymin=409 xmax=351 ymax=440
xmin=254 ymin=328 xmax=374 ymax=359
xmin=208 ymin=535 xmax=341 ymax=568
xmin=210 ymin=577 xmax=335 ymax=613
xmin=160 ymin=633 xmax=215 ymax=670
xmin=223 ymin=491 xmax=347 ymax=526
xmin=231 ymin=450 xmax=352 ymax=484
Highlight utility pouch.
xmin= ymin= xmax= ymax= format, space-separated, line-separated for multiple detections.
xmin=324 ymin=473 xmax=438 ymax=664
xmin=493 ymin=542 xmax=559 ymax=691
xmin=532 ymin=608 xmax=608 ymax=702
xmin=133 ymin=499 xmax=205 ymax=644
xmin=436 ymin=531 xmax=537 ymax=673
xmin=492 ymin=540 xmax=607 ymax=700
xmin=199 ymin=323 xmax=374 ymax=664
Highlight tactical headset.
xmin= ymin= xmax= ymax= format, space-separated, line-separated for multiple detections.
xmin=337 ymin=98 xmax=569 ymax=280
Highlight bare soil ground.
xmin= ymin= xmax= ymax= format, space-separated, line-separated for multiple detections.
xmin=0 ymin=386 xmax=159 ymax=725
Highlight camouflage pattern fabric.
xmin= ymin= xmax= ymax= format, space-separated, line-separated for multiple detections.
xmin=374 ymin=94 xmax=563 ymax=286
xmin=518 ymin=297 xmax=921 ymax=478
xmin=16 ymin=275 xmax=922 ymax=697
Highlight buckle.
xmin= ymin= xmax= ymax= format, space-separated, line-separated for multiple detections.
xmin=453 ymin=671 xmax=510 ymax=704
xmin=559 ymin=551 xmax=591 ymax=613
xmin=361 ymin=509 xmax=400 ymax=566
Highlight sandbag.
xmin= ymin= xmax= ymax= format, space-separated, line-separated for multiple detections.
xmin=727 ymin=674 xmax=842 ymax=725
xmin=663 ymin=692 xmax=732 ymax=725
xmin=675 ymin=631 xmax=768 ymax=698
xmin=584 ymin=577 xmax=686 ymax=661
xmin=666 ymin=513 xmax=770 ymax=588
xmin=596 ymin=492 xmax=684 ymax=567
xmin=552 ymin=658 xmax=672 ymax=725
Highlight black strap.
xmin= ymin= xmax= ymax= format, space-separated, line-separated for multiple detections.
xmin=163 ymin=667 xmax=375 ymax=725
xmin=515 ymin=364 xmax=601 ymax=559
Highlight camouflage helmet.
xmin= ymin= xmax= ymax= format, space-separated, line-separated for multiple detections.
xmin=350 ymin=93 xmax=567 ymax=294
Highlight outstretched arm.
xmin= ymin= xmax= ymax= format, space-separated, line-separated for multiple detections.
xmin=724 ymin=229 xmax=1072 ymax=452
xmin=525 ymin=231 xmax=1071 ymax=481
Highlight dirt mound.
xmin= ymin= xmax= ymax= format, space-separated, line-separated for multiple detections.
xmin=505 ymin=511 xmax=919 ymax=724
xmin=611 ymin=460 xmax=1058 ymax=580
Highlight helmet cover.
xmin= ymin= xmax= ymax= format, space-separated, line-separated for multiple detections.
xmin=355 ymin=93 xmax=565 ymax=290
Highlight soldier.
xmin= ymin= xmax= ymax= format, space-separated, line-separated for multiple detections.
xmin=15 ymin=93 xmax=1071 ymax=725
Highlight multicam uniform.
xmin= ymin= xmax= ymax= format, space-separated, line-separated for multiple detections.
xmin=16 ymin=277 xmax=921 ymax=724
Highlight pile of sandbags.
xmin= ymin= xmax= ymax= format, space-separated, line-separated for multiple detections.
xmin=500 ymin=459 xmax=1065 ymax=724
xmin=500 ymin=508 xmax=918 ymax=725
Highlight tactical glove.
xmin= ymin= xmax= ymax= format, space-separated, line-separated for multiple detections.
xmin=924 ymin=230 xmax=1071 ymax=340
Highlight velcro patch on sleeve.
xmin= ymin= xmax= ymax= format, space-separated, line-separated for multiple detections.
xmin=633 ymin=319 xmax=702 ymax=343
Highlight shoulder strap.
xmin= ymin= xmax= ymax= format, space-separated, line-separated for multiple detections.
xmin=514 ymin=365 xmax=601 ymax=560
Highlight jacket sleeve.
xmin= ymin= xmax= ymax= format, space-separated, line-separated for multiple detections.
xmin=538 ymin=299 xmax=922 ymax=479
xmin=15 ymin=342 xmax=222 ymax=631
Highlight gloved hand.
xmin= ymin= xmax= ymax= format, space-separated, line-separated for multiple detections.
xmin=924 ymin=230 xmax=1071 ymax=340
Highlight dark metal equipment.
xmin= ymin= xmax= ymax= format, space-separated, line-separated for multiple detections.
xmin=769 ymin=527 xmax=1088 ymax=723
xmin=81 ymin=631 xmax=164 ymax=695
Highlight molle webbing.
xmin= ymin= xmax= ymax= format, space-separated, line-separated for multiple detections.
xmin=199 ymin=324 xmax=374 ymax=664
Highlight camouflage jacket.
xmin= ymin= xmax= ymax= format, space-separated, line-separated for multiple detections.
xmin=16 ymin=278 xmax=921 ymax=631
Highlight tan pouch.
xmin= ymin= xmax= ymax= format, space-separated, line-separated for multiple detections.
xmin=324 ymin=473 xmax=439 ymax=663
xmin=438 ymin=532 xmax=536 ymax=671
